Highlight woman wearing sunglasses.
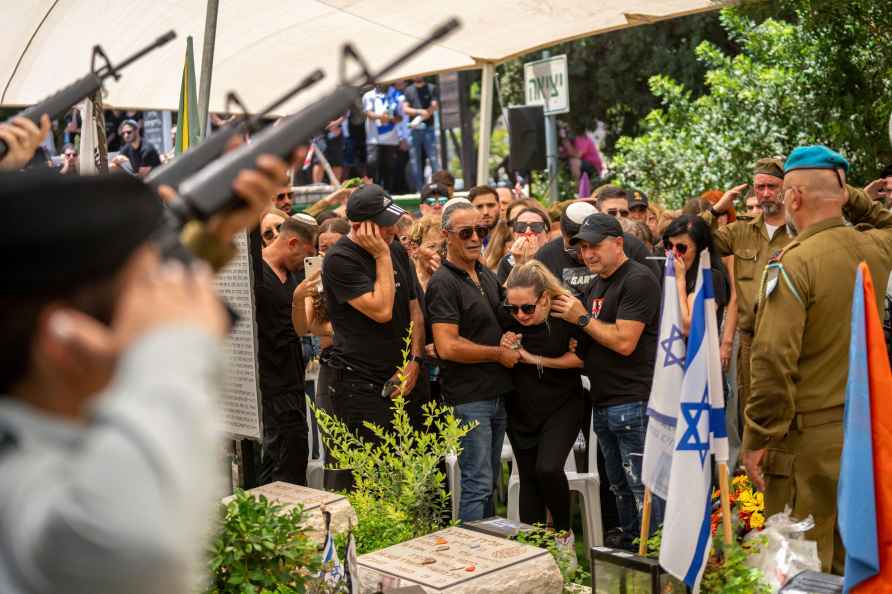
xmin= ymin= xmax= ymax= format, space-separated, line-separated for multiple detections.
xmin=497 ymin=207 xmax=551 ymax=283
xmin=260 ymin=208 xmax=289 ymax=247
xmin=662 ymin=215 xmax=732 ymax=336
xmin=499 ymin=260 xmax=584 ymax=548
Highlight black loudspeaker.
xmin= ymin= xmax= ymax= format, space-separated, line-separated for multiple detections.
xmin=508 ymin=105 xmax=546 ymax=172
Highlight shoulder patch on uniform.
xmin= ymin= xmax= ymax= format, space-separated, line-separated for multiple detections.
xmin=759 ymin=261 xmax=803 ymax=306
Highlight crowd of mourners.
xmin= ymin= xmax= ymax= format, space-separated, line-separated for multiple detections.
xmin=255 ymin=152 xmax=892 ymax=573
xmin=3 ymin=95 xmax=892 ymax=592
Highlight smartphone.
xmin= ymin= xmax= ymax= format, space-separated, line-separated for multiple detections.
xmin=304 ymin=256 xmax=323 ymax=287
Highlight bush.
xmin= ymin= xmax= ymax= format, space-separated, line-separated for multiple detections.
xmin=515 ymin=525 xmax=590 ymax=593
xmin=314 ymin=324 xmax=476 ymax=539
xmin=334 ymin=492 xmax=414 ymax=556
xmin=206 ymin=490 xmax=321 ymax=594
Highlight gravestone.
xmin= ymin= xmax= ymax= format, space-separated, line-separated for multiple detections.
xmin=357 ymin=526 xmax=562 ymax=594
xmin=226 ymin=481 xmax=357 ymax=543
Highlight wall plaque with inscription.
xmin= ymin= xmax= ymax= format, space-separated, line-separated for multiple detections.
xmin=357 ymin=527 xmax=562 ymax=593
xmin=214 ymin=231 xmax=262 ymax=441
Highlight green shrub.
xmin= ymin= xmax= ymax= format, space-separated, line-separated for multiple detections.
xmin=206 ymin=490 xmax=321 ymax=594
xmin=314 ymin=324 xmax=475 ymax=537
xmin=515 ymin=525 xmax=590 ymax=593
xmin=334 ymin=492 xmax=414 ymax=556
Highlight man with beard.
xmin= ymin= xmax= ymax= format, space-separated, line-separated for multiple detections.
xmin=702 ymin=158 xmax=791 ymax=440
xmin=741 ymin=146 xmax=892 ymax=575
xmin=469 ymin=185 xmax=501 ymax=231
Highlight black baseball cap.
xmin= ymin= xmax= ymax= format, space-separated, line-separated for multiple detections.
xmin=570 ymin=213 xmax=623 ymax=246
xmin=346 ymin=184 xmax=407 ymax=226
xmin=628 ymin=189 xmax=648 ymax=209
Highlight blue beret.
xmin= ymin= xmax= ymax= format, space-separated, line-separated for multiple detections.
xmin=784 ymin=145 xmax=849 ymax=175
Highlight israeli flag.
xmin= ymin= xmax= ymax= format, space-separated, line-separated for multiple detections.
xmin=319 ymin=511 xmax=343 ymax=584
xmin=659 ymin=250 xmax=729 ymax=592
xmin=642 ymin=251 xmax=687 ymax=499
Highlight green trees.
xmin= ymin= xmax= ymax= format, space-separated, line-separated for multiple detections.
xmin=612 ymin=5 xmax=892 ymax=207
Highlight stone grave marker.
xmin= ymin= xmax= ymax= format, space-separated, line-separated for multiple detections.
xmin=357 ymin=526 xmax=562 ymax=593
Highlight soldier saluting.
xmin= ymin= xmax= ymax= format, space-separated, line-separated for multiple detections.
xmin=741 ymin=145 xmax=892 ymax=575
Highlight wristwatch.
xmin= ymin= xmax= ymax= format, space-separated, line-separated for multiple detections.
xmin=708 ymin=205 xmax=722 ymax=217
xmin=577 ymin=314 xmax=592 ymax=328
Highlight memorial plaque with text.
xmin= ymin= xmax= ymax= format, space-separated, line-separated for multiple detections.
xmin=215 ymin=231 xmax=262 ymax=440
xmin=358 ymin=526 xmax=561 ymax=593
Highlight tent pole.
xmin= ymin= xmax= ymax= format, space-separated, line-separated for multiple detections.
xmin=197 ymin=0 xmax=220 ymax=140
xmin=542 ymin=50 xmax=559 ymax=203
xmin=476 ymin=62 xmax=495 ymax=186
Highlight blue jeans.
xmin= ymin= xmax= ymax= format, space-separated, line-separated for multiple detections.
xmin=453 ymin=397 xmax=507 ymax=522
xmin=409 ymin=127 xmax=439 ymax=190
xmin=592 ymin=401 xmax=665 ymax=547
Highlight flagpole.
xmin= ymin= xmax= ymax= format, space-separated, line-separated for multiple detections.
xmin=717 ymin=462 xmax=733 ymax=546
xmin=638 ymin=487 xmax=652 ymax=555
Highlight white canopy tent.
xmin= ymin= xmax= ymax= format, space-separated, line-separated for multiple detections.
xmin=2 ymin=0 xmax=719 ymax=183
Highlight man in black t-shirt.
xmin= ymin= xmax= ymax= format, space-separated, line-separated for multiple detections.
xmin=551 ymin=214 xmax=662 ymax=550
xmin=426 ymin=198 xmax=519 ymax=521
xmin=322 ymin=185 xmax=425 ymax=444
xmin=535 ymin=201 xmax=660 ymax=298
xmin=401 ymin=78 xmax=440 ymax=191
xmin=116 ymin=119 xmax=161 ymax=178
xmin=256 ymin=217 xmax=318 ymax=485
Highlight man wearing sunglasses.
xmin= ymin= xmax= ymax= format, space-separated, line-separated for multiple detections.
xmin=550 ymin=213 xmax=662 ymax=550
xmin=419 ymin=182 xmax=450 ymax=217
xmin=322 ymin=185 xmax=426 ymax=444
xmin=426 ymin=198 xmax=519 ymax=521
xmin=742 ymin=146 xmax=892 ymax=575
xmin=117 ymin=119 xmax=161 ymax=179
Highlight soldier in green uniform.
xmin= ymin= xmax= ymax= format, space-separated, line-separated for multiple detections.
xmin=704 ymin=158 xmax=792 ymax=419
xmin=741 ymin=145 xmax=892 ymax=575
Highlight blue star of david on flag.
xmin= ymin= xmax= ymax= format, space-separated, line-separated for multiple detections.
xmin=660 ymin=324 xmax=686 ymax=369
xmin=677 ymin=387 xmax=711 ymax=467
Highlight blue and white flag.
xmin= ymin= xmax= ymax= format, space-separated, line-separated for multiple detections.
xmin=642 ymin=251 xmax=688 ymax=499
xmin=319 ymin=511 xmax=343 ymax=584
xmin=659 ymin=250 xmax=729 ymax=593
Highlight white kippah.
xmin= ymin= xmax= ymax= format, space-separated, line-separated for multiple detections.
xmin=443 ymin=197 xmax=472 ymax=211
xmin=291 ymin=212 xmax=319 ymax=226
xmin=564 ymin=201 xmax=596 ymax=224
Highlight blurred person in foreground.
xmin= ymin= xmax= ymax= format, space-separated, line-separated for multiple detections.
xmin=0 ymin=142 xmax=287 ymax=593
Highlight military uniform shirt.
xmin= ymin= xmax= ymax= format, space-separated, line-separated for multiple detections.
xmin=743 ymin=187 xmax=892 ymax=450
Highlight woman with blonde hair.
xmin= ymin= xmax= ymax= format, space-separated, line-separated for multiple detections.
xmin=409 ymin=215 xmax=443 ymax=291
xmin=499 ymin=260 xmax=584 ymax=548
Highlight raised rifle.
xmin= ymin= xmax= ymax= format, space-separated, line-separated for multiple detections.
xmin=0 ymin=31 xmax=176 ymax=160
xmin=145 ymin=68 xmax=324 ymax=191
xmin=166 ymin=18 xmax=461 ymax=225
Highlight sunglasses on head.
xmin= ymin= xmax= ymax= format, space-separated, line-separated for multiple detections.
xmin=663 ymin=240 xmax=688 ymax=255
xmin=424 ymin=196 xmax=449 ymax=206
xmin=514 ymin=221 xmax=547 ymax=234
xmin=448 ymin=225 xmax=490 ymax=241
xmin=606 ymin=208 xmax=630 ymax=218
xmin=502 ymin=302 xmax=538 ymax=315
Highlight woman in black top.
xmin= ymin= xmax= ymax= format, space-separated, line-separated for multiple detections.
xmin=499 ymin=260 xmax=584 ymax=535
xmin=662 ymin=215 xmax=731 ymax=335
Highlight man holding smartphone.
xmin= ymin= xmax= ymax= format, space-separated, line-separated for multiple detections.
xmin=322 ymin=185 xmax=426 ymax=443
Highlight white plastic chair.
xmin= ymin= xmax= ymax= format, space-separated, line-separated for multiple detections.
xmin=507 ymin=425 xmax=604 ymax=549
xmin=305 ymin=396 xmax=324 ymax=490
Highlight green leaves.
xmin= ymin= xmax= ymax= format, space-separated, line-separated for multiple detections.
xmin=613 ymin=4 xmax=892 ymax=208
xmin=313 ymin=324 xmax=476 ymax=547
xmin=205 ymin=492 xmax=320 ymax=594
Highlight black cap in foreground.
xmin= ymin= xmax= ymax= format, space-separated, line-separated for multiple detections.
xmin=570 ymin=213 xmax=624 ymax=246
xmin=0 ymin=170 xmax=164 ymax=297
xmin=346 ymin=184 xmax=406 ymax=226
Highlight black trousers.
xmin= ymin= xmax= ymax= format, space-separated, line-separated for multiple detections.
xmin=259 ymin=389 xmax=309 ymax=486
xmin=329 ymin=372 xmax=394 ymax=445
xmin=366 ymin=144 xmax=400 ymax=193
xmin=510 ymin=396 xmax=583 ymax=532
